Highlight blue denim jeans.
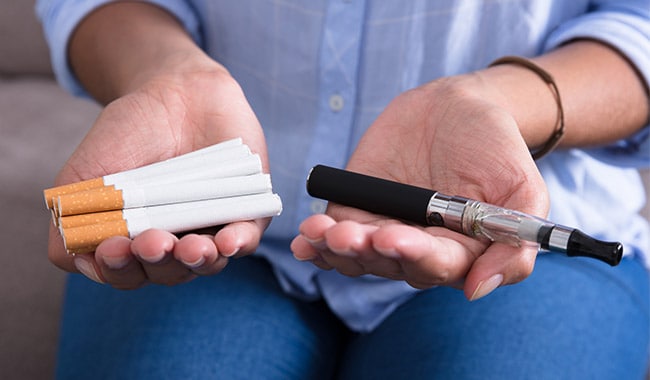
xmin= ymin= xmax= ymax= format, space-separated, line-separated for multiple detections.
xmin=57 ymin=253 xmax=649 ymax=379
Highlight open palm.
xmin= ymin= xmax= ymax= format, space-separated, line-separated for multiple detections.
xmin=292 ymin=75 xmax=549 ymax=300
xmin=49 ymin=69 xmax=270 ymax=289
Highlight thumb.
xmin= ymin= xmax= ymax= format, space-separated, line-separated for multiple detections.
xmin=463 ymin=174 xmax=548 ymax=301
xmin=463 ymin=243 xmax=539 ymax=301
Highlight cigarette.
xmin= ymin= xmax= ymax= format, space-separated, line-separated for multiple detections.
xmin=110 ymin=143 xmax=252 ymax=184
xmin=59 ymin=210 xmax=124 ymax=229
xmin=60 ymin=192 xmax=282 ymax=253
xmin=55 ymin=174 xmax=272 ymax=216
xmin=43 ymin=138 xmax=245 ymax=209
xmin=114 ymin=154 xmax=262 ymax=189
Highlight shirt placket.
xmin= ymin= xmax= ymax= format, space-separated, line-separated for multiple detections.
xmin=297 ymin=0 xmax=367 ymax=222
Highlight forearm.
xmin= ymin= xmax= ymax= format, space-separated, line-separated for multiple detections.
xmin=480 ymin=40 xmax=649 ymax=149
xmin=68 ymin=2 xmax=221 ymax=104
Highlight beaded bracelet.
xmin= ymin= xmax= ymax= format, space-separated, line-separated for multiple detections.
xmin=489 ymin=56 xmax=565 ymax=160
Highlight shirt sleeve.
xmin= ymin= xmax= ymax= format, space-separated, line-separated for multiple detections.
xmin=35 ymin=0 xmax=204 ymax=98
xmin=542 ymin=0 xmax=650 ymax=168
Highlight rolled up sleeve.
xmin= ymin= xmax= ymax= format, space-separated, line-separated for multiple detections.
xmin=35 ymin=0 xmax=203 ymax=97
xmin=543 ymin=0 xmax=650 ymax=167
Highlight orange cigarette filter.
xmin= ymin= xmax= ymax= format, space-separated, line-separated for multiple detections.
xmin=58 ymin=210 xmax=124 ymax=229
xmin=43 ymin=177 xmax=106 ymax=209
xmin=61 ymin=219 xmax=129 ymax=253
xmin=56 ymin=187 xmax=124 ymax=217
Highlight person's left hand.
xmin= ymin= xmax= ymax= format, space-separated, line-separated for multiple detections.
xmin=291 ymin=73 xmax=549 ymax=300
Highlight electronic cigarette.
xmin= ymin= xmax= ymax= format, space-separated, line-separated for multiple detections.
xmin=306 ymin=165 xmax=622 ymax=266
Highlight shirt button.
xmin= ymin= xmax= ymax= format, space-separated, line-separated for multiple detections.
xmin=310 ymin=200 xmax=327 ymax=214
xmin=328 ymin=94 xmax=344 ymax=112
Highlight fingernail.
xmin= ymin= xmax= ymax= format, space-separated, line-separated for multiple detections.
xmin=181 ymin=256 xmax=206 ymax=268
xmin=137 ymin=251 xmax=166 ymax=264
xmin=302 ymin=235 xmax=327 ymax=250
xmin=374 ymin=245 xmax=401 ymax=259
xmin=222 ymin=247 xmax=240 ymax=258
xmin=331 ymin=247 xmax=358 ymax=258
xmin=470 ymin=273 xmax=503 ymax=301
xmin=74 ymin=257 xmax=104 ymax=284
xmin=293 ymin=253 xmax=314 ymax=261
xmin=102 ymin=255 xmax=130 ymax=270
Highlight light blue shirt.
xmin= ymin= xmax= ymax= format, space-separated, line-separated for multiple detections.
xmin=37 ymin=0 xmax=650 ymax=332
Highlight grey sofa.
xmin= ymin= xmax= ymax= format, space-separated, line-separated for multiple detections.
xmin=0 ymin=1 xmax=647 ymax=379
xmin=0 ymin=1 xmax=101 ymax=378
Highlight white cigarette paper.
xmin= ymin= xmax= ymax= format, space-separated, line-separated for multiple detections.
xmin=122 ymin=174 xmax=272 ymax=208
xmin=123 ymin=192 xmax=282 ymax=236
xmin=104 ymin=144 xmax=252 ymax=188
xmin=105 ymin=154 xmax=263 ymax=190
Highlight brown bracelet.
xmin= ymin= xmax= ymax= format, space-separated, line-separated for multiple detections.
xmin=489 ymin=56 xmax=565 ymax=160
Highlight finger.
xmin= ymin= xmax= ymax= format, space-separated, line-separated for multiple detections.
xmin=48 ymin=222 xmax=76 ymax=273
xmin=463 ymin=243 xmax=538 ymax=301
xmin=308 ymin=220 xmax=377 ymax=277
xmin=49 ymin=220 xmax=107 ymax=284
xmin=174 ymin=234 xmax=228 ymax=276
xmin=323 ymin=220 xmax=378 ymax=257
xmin=295 ymin=213 xmax=337 ymax=262
xmin=289 ymin=235 xmax=335 ymax=270
xmin=72 ymin=253 xmax=105 ymax=284
xmin=213 ymin=219 xmax=267 ymax=258
xmin=371 ymin=224 xmax=483 ymax=288
xmin=95 ymin=236 xmax=148 ymax=289
xmin=300 ymin=217 xmax=402 ymax=278
xmin=290 ymin=235 xmax=321 ymax=261
xmin=317 ymin=250 xmax=366 ymax=277
xmin=310 ymin=255 xmax=335 ymax=271
xmin=294 ymin=215 xmax=345 ymax=271
xmin=131 ymin=229 xmax=195 ymax=286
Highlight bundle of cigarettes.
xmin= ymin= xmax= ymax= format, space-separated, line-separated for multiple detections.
xmin=43 ymin=138 xmax=282 ymax=254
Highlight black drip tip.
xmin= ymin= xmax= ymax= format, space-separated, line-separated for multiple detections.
xmin=566 ymin=230 xmax=623 ymax=266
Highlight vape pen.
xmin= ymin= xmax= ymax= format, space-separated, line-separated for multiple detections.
xmin=306 ymin=165 xmax=622 ymax=266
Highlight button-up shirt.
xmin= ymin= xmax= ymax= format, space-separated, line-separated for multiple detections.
xmin=38 ymin=0 xmax=650 ymax=332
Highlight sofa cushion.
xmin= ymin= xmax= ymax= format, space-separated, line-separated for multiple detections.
xmin=0 ymin=75 xmax=100 ymax=378
xmin=0 ymin=1 xmax=52 ymax=76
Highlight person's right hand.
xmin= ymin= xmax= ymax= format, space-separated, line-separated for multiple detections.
xmin=49 ymin=56 xmax=270 ymax=290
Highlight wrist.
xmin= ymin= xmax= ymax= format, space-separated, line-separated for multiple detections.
xmin=128 ymin=49 xmax=231 ymax=95
xmin=69 ymin=1 xmax=228 ymax=103
xmin=474 ymin=62 xmax=561 ymax=152
xmin=488 ymin=57 xmax=565 ymax=159
xmin=475 ymin=41 xmax=650 ymax=150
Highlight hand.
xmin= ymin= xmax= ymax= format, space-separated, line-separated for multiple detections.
xmin=49 ymin=60 xmax=270 ymax=289
xmin=291 ymin=74 xmax=549 ymax=300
